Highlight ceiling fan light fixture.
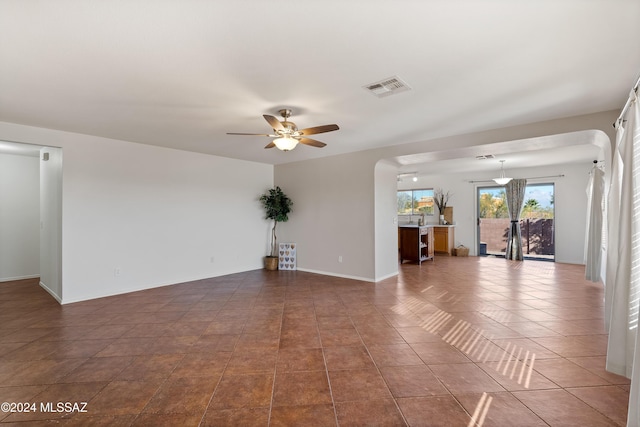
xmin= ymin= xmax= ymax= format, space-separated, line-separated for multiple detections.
xmin=273 ymin=136 xmax=299 ymax=151
xmin=227 ymin=109 xmax=338 ymax=151
xmin=493 ymin=160 xmax=512 ymax=185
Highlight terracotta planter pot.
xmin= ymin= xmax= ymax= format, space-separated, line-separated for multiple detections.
xmin=264 ymin=256 xmax=279 ymax=271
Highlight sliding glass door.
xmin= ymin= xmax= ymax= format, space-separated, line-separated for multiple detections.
xmin=477 ymin=183 xmax=555 ymax=260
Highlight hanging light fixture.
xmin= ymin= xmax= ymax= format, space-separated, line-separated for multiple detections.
xmin=493 ymin=160 xmax=513 ymax=185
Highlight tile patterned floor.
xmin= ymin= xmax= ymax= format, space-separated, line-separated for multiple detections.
xmin=0 ymin=256 xmax=630 ymax=426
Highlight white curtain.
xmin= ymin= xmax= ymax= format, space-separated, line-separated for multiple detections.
xmin=505 ymin=179 xmax=527 ymax=261
xmin=604 ymin=88 xmax=640 ymax=427
xmin=606 ymin=126 xmax=624 ymax=330
xmin=585 ymin=166 xmax=604 ymax=282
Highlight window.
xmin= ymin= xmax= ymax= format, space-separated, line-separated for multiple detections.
xmin=397 ymin=188 xmax=434 ymax=216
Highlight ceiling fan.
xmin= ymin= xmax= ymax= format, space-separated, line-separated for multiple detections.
xmin=227 ymin=109 xmax=339 ymax=151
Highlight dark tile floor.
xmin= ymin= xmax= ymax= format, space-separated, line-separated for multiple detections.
xmin=0 ymin=256 xmax=630 ymax=426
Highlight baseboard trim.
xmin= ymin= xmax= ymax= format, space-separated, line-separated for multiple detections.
xmin=374 ymin=271 xmax=399 ymax=282
xmin=39 ymin=281 xmax=62 ymax=304
xmin=296 ymin=268 xmax=375 ymax=283
xmin=0 ymin=274 xmax=40 ymax=283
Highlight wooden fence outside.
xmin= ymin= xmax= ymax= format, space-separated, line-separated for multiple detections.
xmin=480 ymin=218 xmax=554 ymax=256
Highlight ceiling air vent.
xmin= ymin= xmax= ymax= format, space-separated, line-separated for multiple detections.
xmin=364 ymin=76 xmax=411 ymax=98
xmin=476 ymin=154 xmax=495 ymax=160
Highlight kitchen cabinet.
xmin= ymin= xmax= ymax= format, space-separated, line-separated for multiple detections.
xmin=433 ymin=225 xmax=455 ymax=255
xmin=399 ymin=225 xmax=434 ymax=264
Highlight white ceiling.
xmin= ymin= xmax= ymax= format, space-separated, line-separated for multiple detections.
xmin=1 ymin=1 xmax=639 ymax=172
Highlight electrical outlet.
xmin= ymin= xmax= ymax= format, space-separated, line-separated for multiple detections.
xmin=114 ymin=268 xmax=121 ymax=277
xmin=338 ymin=256 xmax=343 ymax=263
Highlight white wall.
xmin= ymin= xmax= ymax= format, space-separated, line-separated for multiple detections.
xmin=275 ymin=152 xmax=375 ymax=281
xmin=374 ymin=160 xmax=400 ymax=280
xmin=0 ymin=122 xmax=273 ymax=303
xmin=0 ymin=153 xmax=40 ymax=281
xmin=399 ymin=162 xmax=595 ymax=264
xmin=40 ymin=147 xmax=63 ymax=301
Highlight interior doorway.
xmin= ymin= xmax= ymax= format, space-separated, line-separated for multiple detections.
xmin=477 ymin=183 xmax=555 ymax=261
xmin=0 ymin=141 xmax=63 ymax=302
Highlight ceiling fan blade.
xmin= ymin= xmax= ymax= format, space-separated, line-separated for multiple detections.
xmin=227 ymin=132 xmax=273 ymax=136
xmin=264 ymin=141 xmax=276 ymax=149
xmin=299 ymin=137 xmax=327 ymax=148
xmin=298 ymin=124 xmax=339 ymax=136
xmin=263 ymin=115 xmax=285 ymax=131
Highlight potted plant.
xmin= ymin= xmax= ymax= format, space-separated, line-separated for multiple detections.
xmin=259 ymin=186 xmax=293 ymax=270
xmin=433 ymin=188 xmax=451 ymax=224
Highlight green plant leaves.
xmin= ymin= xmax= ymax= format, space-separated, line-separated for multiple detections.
xmin=259 ymin=186 xmax=293 ymax=222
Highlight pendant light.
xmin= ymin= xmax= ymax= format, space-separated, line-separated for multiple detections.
xmin=493 ymin=160 xmax=512 ymax=185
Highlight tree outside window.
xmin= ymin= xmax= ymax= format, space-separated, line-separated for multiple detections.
xmin=397 ymin=189 xmax=434 ymax=216
xmin=479 ymin=189 xmax=509 ymax=218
